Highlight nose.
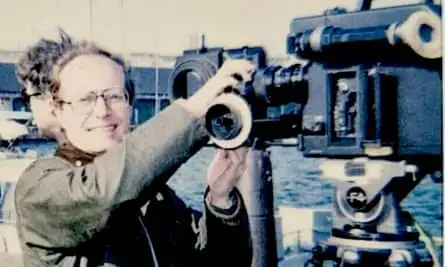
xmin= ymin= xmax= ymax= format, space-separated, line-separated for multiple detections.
xmin=92 ymin=96 xmax=110 ymax=118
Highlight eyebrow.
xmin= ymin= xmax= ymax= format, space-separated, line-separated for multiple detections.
xmin=70 ymin=87 xmax=124 ymax=99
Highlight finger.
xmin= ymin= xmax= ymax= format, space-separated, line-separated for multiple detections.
xmin=233 ymin=72 xmax=253 ymax=84
xmin=206 ymin=148 xmax=229 ymax=177
xmin=222 ymin=59 xmax=255 ymax=73
xmin=228 ymin=147 xmax=249 ymax=164
xmin=226 ymin=150 xmax=248 ymax=179
xmin=216 ymin=148 xmax=229 ymax=159
xmin=208 ymin=159 xmax=232 ymax=184
xmin=210 ymin=161 xmax=240 ymax=191
xmin=207 ymin=149 xmax=222 ymax=173
xmin=213 ymin=149 xmax=245 ymax=176
xmin=234 ymin=146 xmax=249 ymax=158
xmin=221 ymin=76 xmax=240 ymax=90
xmin=206 ymin=75 xmax=239 ymax=96
xmin=232 ymin=67 xmax=254 ymax=83
xmin=236 ymin=161 xmax=247 ymax=178
xmin=220 ymin=60 xmax=255 ymax=81
xmin=226 ymin=67 xmax=253 ymax=83
xmin=227 ymin=150 xmax=242 ymax=165
xmin=209 ymin=149 xmax=228 ymax=167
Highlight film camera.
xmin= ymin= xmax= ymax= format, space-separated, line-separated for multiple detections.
xmin=169 ymin=1 xmax=442 ymax=266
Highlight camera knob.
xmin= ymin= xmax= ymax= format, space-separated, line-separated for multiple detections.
xmin=394 ymin=10 xmax=442 ymax=59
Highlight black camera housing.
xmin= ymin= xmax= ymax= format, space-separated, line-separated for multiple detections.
xmin=286 ymin=3 xmax=442 ymax=163
xmin=169 ymin=3 xmax=442 ymax=167
xmin=169 ymin=46 xmax=308 ymax=141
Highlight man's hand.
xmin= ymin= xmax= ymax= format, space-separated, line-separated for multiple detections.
xmin=206 ymin=147 xmax=249 ymax=209
xmin=180 ymin=59 xmax=255 ymax=118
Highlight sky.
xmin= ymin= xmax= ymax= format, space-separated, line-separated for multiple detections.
xmin=0 ymin=0 xmax=425 ymax=57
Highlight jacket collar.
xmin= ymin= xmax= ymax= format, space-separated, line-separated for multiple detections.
xmin=54 ymin=142 xmax=102 ymax=167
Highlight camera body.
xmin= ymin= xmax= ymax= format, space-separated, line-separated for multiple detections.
xmin=287 ymin=3 xmax=442 ymax=163
xmin=168 ymin=3 xmax=442 ymax=266
xmin=169 ymin=3 xmax=442 ymax=166
xmin=169 ymin=46 xmax=307 ymax=146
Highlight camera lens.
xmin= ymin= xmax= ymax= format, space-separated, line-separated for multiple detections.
xmin=205 ymin=104 xmax=242 ymax=140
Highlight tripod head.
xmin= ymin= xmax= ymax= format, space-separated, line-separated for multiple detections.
xmin=321 ymin=158 xmax=418 ymax=236
xmin=312 ymin=158 xmax=433 ymax=266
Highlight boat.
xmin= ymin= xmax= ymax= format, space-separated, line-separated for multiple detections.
xmin=0 ymin=111 xmax=30 ymax=142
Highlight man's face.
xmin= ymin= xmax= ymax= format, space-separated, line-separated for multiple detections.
xmin=54 ymin=54 xmax=131 ymax=153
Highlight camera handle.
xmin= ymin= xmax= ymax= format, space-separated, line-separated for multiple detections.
xmin=355 ymin=0 xmax=436 ymax=12
xmin=305 ymin=158 xmax=434 ymax=267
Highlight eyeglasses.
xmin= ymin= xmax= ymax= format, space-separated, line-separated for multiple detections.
xmin=56 ymin=88 xmax=129 ymax=115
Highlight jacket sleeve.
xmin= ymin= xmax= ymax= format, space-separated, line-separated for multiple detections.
xmin=145 ymin=187 xmax=252 ymax=267
xmin=14 ymin=101 xmax=209 ymax=248
xmin=198 ymin=189 xmax=253 ymax=267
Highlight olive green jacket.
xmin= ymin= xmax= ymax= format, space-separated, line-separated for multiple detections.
xmin=14 ymin=102 xmax=252 ymax=267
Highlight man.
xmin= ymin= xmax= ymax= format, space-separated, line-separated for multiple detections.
xmin=15 ymin=34 xmax=254 ymax=267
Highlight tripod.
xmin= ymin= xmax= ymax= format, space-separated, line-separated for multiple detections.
xmin=305 ymin=158 xmax=435 ymax=267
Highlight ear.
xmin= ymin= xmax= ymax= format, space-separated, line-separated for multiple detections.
xmin=49 ymin=99 xmax=60 ymax=117
xmin=49 ymin=105 xmax=56 ymax=117
xmin=52 ymin=105 xmax=67 ymax=127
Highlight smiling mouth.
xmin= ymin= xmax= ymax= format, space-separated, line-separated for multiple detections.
xmin=87 ymin=124 xmax=117 ymax=132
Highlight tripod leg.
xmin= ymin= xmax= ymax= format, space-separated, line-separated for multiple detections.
xmin=236 ymin=140 xmax=278 ymax=267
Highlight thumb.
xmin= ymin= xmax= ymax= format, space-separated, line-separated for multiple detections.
xmin=207 ymin=149 xmax=228 ymax=177
xmin=211 ymin=149 xmax=228 ymax=166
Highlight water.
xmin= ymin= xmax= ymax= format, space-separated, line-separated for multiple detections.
xmin=19 ymin=142 xmax=443 ymax=238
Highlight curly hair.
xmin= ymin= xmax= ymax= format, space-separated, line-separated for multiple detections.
xmin=15 ymin=29 xmax=74 ymax=105
xmin=50 ymin=41 xmax=135 ymax=105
